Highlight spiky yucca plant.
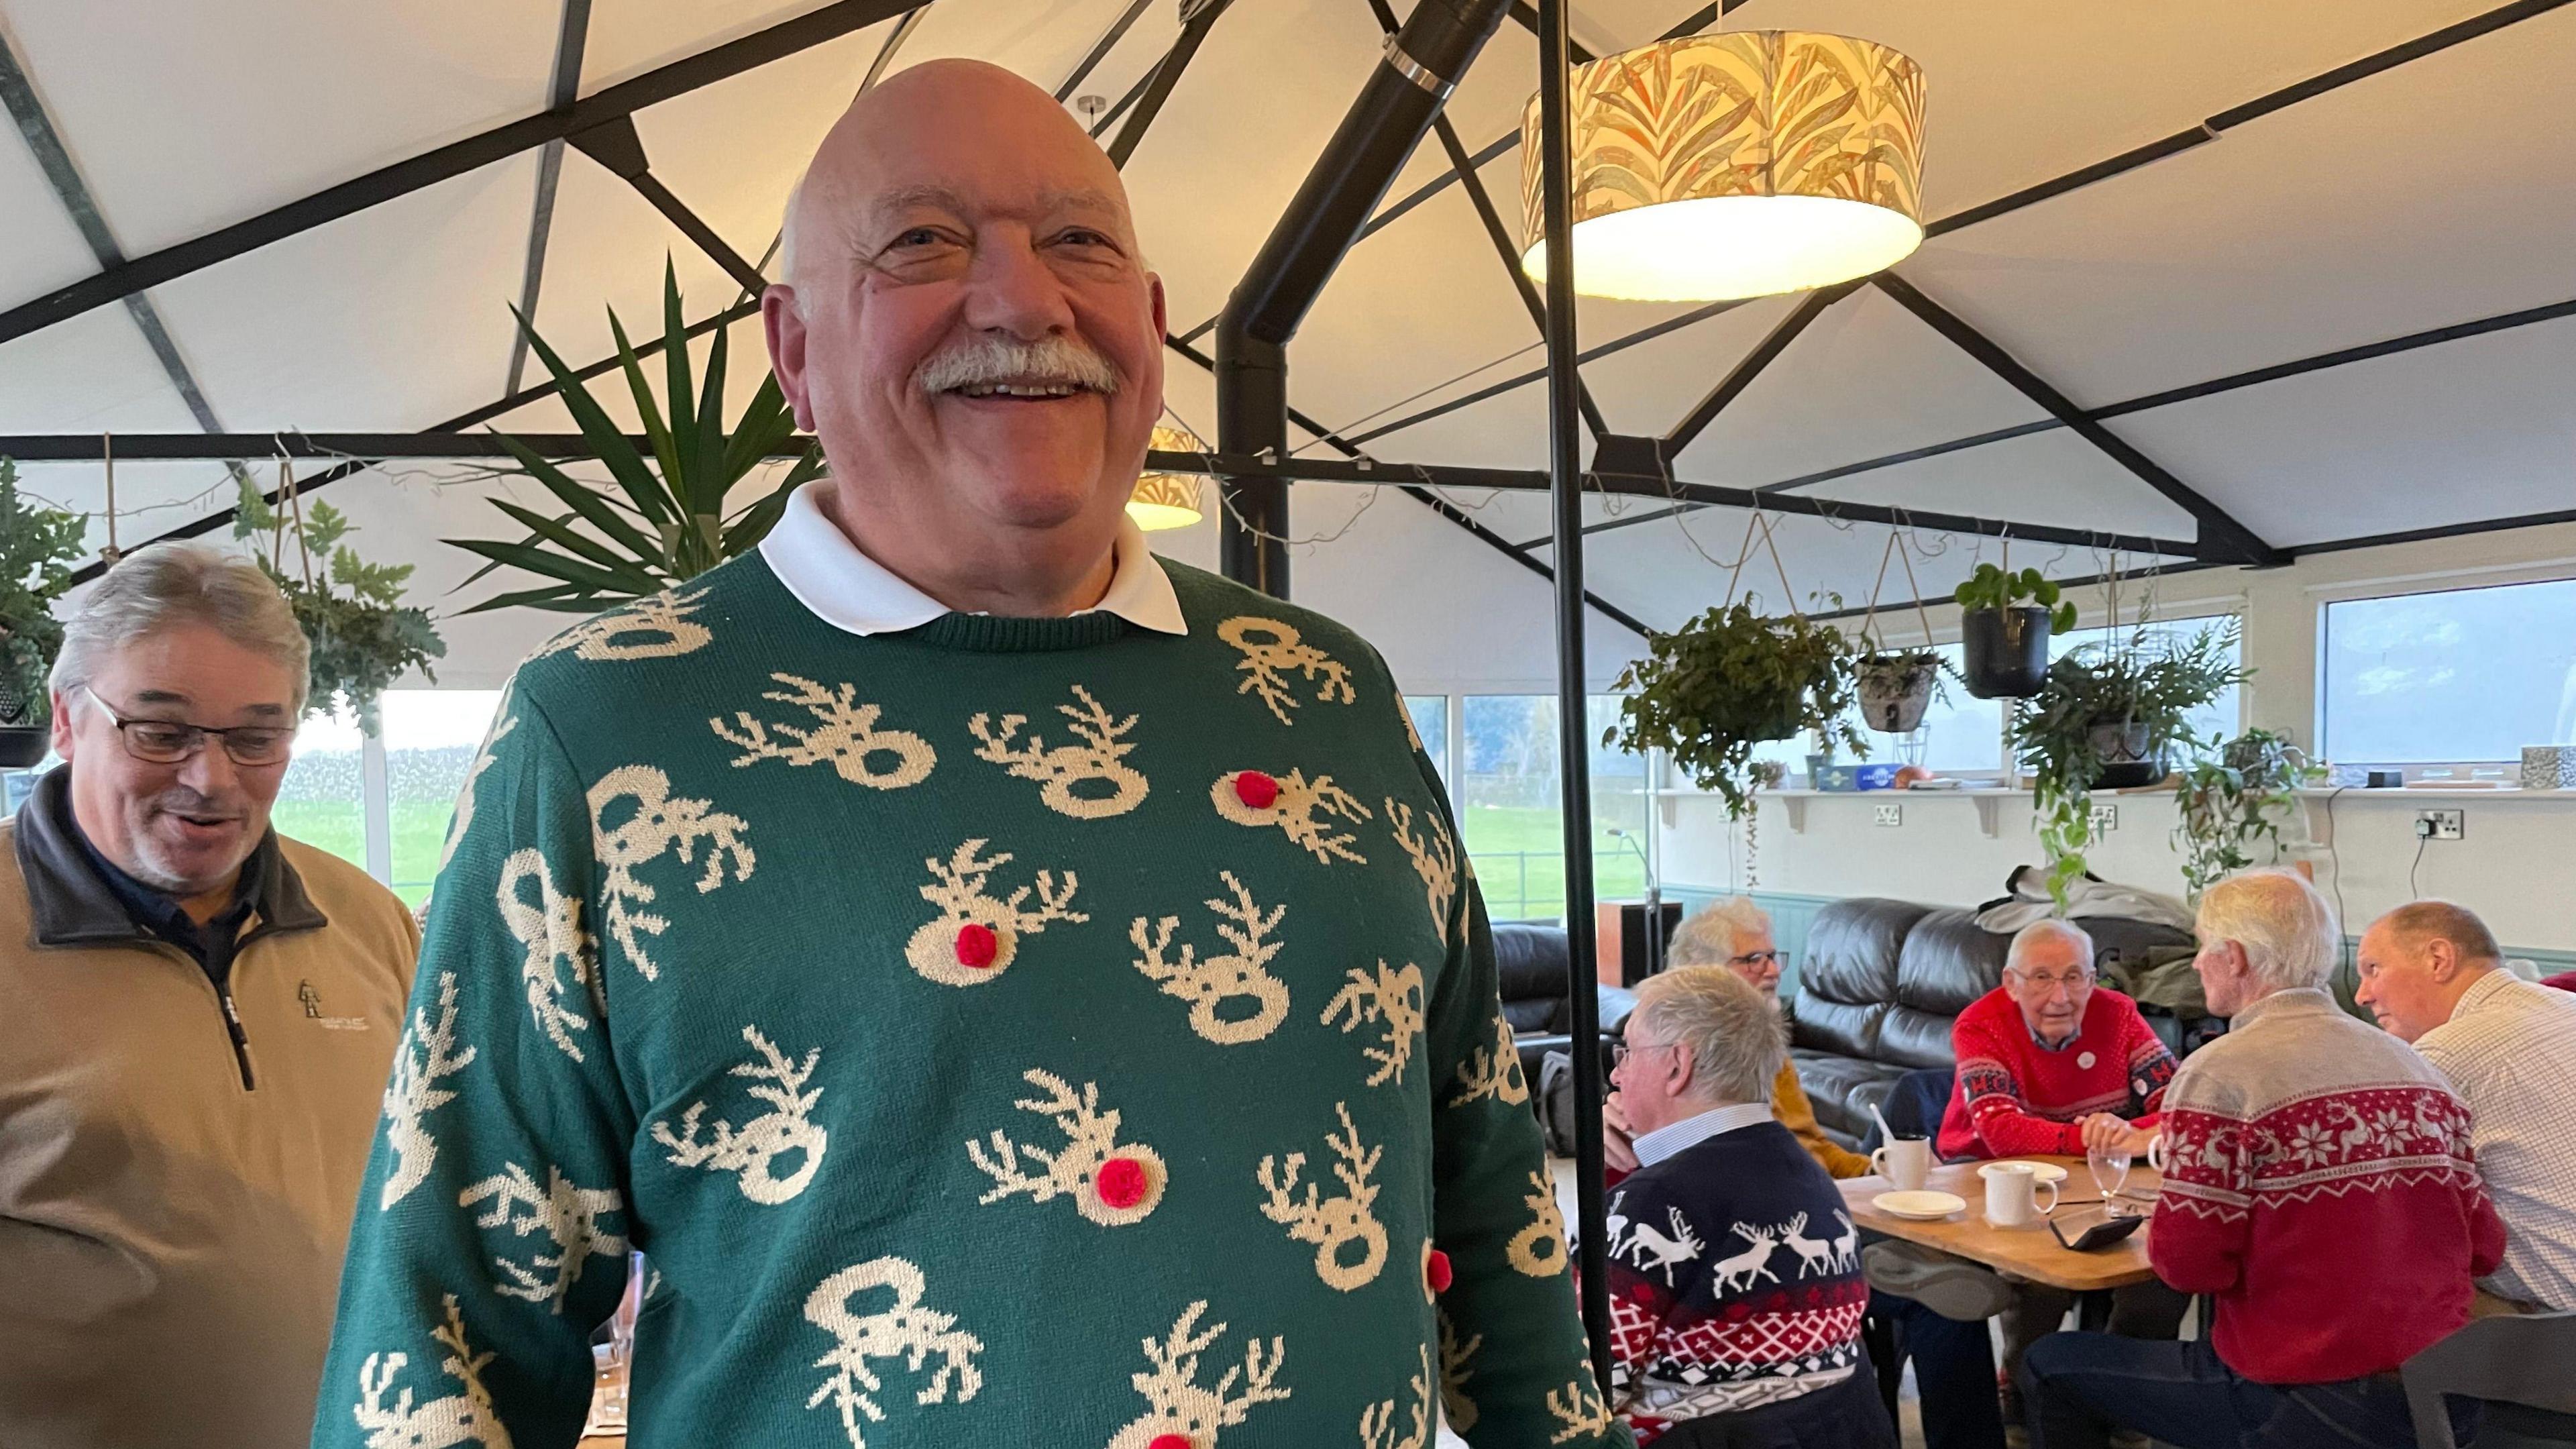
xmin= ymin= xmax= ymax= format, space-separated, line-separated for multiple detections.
xmin=453 ymin=262 xmax=824 ymax=613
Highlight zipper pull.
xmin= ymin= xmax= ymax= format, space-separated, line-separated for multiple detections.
xmin=219 ymin=991 xmax=258 ymax=1091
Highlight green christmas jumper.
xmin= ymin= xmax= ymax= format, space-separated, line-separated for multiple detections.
xmin=315 ymin=548 xmax=1627 ymax=1448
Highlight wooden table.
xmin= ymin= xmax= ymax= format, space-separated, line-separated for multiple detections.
xmin=1838 ymin=1155 xmax=2162 ymax=1292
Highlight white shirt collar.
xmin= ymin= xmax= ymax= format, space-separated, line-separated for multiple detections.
xmin=758 ymin=480 xmax=1187 ymax=638
xmin=1633 ymin=1102 xmax=1774 ymax=1167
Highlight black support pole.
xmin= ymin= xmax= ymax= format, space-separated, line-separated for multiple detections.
xmin=1535 ymin=0 xmax=1614 ymax=1395
xmin=1211 ymin=0 xmax=1512 ymax=597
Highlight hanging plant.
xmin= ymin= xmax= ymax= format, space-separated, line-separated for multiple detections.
xmin=0 ymin=459 xmax=87 ymax=766
xmin=2008 ymin=620 xmax=2249 ymax=908
xmin=1854 ymin=648 xmax=1946 ymax=733
xmin=1608 ymin=601 xmax=1863 ymax=816
xmin=235 ymin=476 xmax=444 ymax=735
xmin=2174 ymin=728 xmax=2322 ymax=900
xmin=1954 ymin=564 xmax=2076 ymax=699
xmin=451 ymin=260 xmax=824 ymax=613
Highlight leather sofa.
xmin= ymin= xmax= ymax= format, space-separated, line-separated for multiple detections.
xmin=1495 ymin=922 xmax=1637 ymax=1085
xmin=1789 ymin=898 xmax=2193 ymax=1148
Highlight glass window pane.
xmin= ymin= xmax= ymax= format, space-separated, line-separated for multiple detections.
xmin=1460 ymin=694 xmax=1650 ymax=923
xmin=1589 ymin=694 xmax=1650 ymax=904
xmin=272 ymin=708 xmax=367 ymax=871
xmin=384 ymin=690 xmax=508 ymax=909
xmin=1403 ymin=694 xmax=1448 ymax=790
xmin=2324 ymin=580 xmax=2576 ymax=763
xmin=2050 ymin=616 xmax=2242 ymax=751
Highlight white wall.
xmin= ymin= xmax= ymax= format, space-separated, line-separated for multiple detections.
xmin=1655 ymin=520 xmax=2576 ymax=955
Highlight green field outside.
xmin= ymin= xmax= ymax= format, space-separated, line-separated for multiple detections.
xmin=270 ymin=798 xmax=452 ymax=908
xmin=1462 ymin=804 xmax=1647 ymax=923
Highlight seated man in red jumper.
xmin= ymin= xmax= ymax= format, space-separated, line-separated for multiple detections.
xmin=2022 ymin=870 xmax=2504 ymax=1449
xmin=1873 ymin=920 xmax=2187 ymax=1449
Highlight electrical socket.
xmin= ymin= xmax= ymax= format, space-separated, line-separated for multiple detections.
xmin=2417 ymin=808 xmax=2464 ymax=841
xmin=2089 ymin=803 xmax=2118 ymax=832
xmin=1873 ymin=803 xmax=1902 ymax=828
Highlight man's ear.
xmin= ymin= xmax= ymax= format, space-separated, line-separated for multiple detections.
xmin=1147 ymin=270 xmax=1167 ymax=338
xmin=2424 ymin=938 xmax=2459 ymax=983
xmin=48 ymin=688 xmax=74 ymax=760
xmin=762 ymin=285 xmax=816 ymax=433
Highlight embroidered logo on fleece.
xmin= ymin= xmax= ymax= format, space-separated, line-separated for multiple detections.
xmin=299 ymin=979 xmax=372 ymax=1031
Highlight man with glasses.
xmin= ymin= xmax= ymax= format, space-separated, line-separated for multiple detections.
xmin=1609 ymin=896 xmax=1871 ymax=1179
xmin=0 ymin=543 xmax=417 ymax=1449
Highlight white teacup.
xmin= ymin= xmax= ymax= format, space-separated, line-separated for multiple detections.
xmin=2147 ymin=1134 xmax=2168 ymax=1174
xmin=1982 ymin=1161 xmax=2059 ymax=1228
xmin=1870 ymin=1136 xmax=1932 ymax=1193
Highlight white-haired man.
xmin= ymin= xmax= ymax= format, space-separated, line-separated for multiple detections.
xmin=1597 ymin=965 xmax=1893 ymax=1448
xmin=0 ymin=544 xmax=417 ymax=1449
xmin=2357 ymin=900 xmax=2576 ymax=1312
xmin=315 ymin=59 xmax=1619 ymax=1448
xmin=1621 ymin=896 xmax=1868 ymax=1177
xmin=2023 ymin=871 xmax=2504 ymax=1449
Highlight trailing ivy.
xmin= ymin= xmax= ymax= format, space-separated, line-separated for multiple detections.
xmin=1606 ymin=600 xmax=1864 ymax=816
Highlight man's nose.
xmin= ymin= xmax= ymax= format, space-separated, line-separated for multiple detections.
xmin=178 ymin=741 xmax=241 ymax=796
xmin=961 ymin=229 xmax=1078 ymax=339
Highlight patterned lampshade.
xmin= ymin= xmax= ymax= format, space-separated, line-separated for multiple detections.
xmin=1521 ymin=31 xmax=1927 ymax=302
xmin=1128 ymin=426 xmax=1206 ymax=531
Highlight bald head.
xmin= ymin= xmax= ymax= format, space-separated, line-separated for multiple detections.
xmin=779 ymin=60 xmax=1139 ymax=311
xmin=761 ymin=57 xmax=1167 ymax=621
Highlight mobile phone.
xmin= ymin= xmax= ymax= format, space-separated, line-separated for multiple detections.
xmin=2049 ymin=1212 xmax=2145 ymax=1252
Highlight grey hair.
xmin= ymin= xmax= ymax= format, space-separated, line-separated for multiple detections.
xmin=50 ymin=543 xmax=309 ymax=713
xmin=1629 ymin=965 xmax=1785 ymax=1108
xmin=1667 ymin=896 xmax=1771 ymax=968
xmin=2197 ymin=868 xmax=2340 ymax=994
xmin=2006 ymin=918 xmax=2096 ymax=975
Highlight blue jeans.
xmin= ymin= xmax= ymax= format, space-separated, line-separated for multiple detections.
xmin=1874 ymin=1290 xmax=2006 ymax=1449
xmin=2021 ymin=1333 xmax=2473 ymax=1449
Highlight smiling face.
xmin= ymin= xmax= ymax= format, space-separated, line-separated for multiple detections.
xmin=50 ymin=623 xmax=297 ymax=904
xmin=765 ymin=60 xmax=1165 ymax=606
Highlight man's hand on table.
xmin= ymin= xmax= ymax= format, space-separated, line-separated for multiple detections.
xmin=2078 ymin=1113 xmax=2157 ymax=1157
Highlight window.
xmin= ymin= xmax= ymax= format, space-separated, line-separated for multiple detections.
xmin=1403 ymin=694 xmax=1448 ymax=788
xmin=271 ymin=708 xmax=368 ymax=870
xmin=2324 ymin=579 xmax=2576 ymax=763
xmin=1460 ymin=694 xmax=1649 ymax=923
xmin=383 ymin=690 xmax=508 ymax=907
xmin=2051 ymin=615 xmax=2243 ymax=751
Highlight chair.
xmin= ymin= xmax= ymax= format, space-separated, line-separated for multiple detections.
xmin=2402 ymin=1310 xmax=2576 ymax=1449
xmin=1858 ymin=1065 xmax=1954 ymax=1155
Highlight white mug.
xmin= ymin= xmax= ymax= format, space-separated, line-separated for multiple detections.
xmin=2146 ymin=1134 xmax=2167 ymax=1174
xmin=1870 ymin=1136 xmax=1932 ymax=1192
xmin=1982 ymin=1161 xmax=2059 ymax=1228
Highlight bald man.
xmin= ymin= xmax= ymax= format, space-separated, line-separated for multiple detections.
xmin=2357 ymin=901 xmax=2576 ymax=1311
xmin=313 ymin=61 xmax=1621 ymax=1448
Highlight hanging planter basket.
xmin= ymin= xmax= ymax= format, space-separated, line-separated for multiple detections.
xmin=1960 ymin=605 xmax=2053 ymax=698
xmin=1856 ymin=652 xmax=1939 ymax=733
xmin=2088 ymin=719 xmax=2163 ymax=790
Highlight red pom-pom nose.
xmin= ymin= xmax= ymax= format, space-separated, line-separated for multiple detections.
xmin=955 ymin=923 xmax=999 ymax=968
xmin=1234 ymin=770 xmax=1279 ymax=809
xmin=1426 ymin=1248 xmax=1454 ymax=1293
xmin=1097 ymin=1156 xmax=1150 ymax=1209
xmin=1148 ymin=1436 xmax=1195 ymax=1449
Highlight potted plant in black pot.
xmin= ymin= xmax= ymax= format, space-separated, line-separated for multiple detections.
xmin=1605 ymin=600 xmax=1864 ymax=816
xmin=1853 ymin=647 xmax=1945 ymax=733
xmin=2010 ymin=621 xmax=2249 ymax=905
xmin=1953 ymin=564 xmax=2076 ymax=698
xmin=0 ymin=460 xmax=88 ymax=768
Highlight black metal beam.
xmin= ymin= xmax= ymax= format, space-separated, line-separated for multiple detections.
xmin=567 ymin=117 xmax=768 ymax=296
xmin=0 ymin=0 xmax=912 ymax=348
xmin=1662 ymin=282 xmax=1856 ymax=456
xmin=1872 ymin=272 xmax=2282 ymax=566
xmin=1534 ymin=0 xmax=1614 ymax=1393
xmin=1057 ymin=0 xmax=1155 ymax=101
xmin=0 ymin=25 xmax=237 ymax=456
xmin=859 ymin=5 xmax=930 ymax=94
xmin=1429 ymin=111 xmax=1607 ymax=438
xmin=503 ymin=0 xmax=594 ymax=396
xmin=1507 ymin=1 xmax=1594 ymax=64
xmin=1106 ymin=0 xmax=1234 ymax=168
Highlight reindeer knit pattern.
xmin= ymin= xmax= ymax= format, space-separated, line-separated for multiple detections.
xmin=2148 ymin=986 xmax=2506 ymax=1385
xmin=316 ymin=553 xmax=1623 ymax=1449
xmin=1592 ymin=1122 xmax=1869 ymax=1443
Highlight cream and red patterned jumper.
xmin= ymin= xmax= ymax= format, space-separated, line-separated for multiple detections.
xmin=313 ymin=539 xmax=1626 ymax=1449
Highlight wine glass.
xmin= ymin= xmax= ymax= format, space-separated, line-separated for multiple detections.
xmin=2089 ymin=1140 xmax=2134 ymax=1217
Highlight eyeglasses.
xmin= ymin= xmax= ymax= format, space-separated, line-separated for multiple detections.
xmin=1611 ymin=1038 xmax=1682 ymax=1069
xmin=1729 ymin=950 xmax=1782 ymax=969
xmin=80 ymin=686 xmax=294 ymax=767
xmin=2008 ymin=967 xmax=2098 ymax=994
